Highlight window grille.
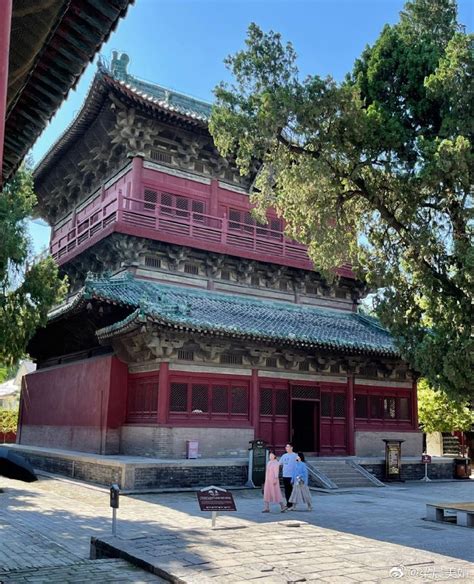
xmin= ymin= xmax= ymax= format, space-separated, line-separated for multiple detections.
xmin=160 ymin=192 xmax=173 ymax=213
xmin=170 ymin=383 xmax=188 ymax=412
xmin=298 ymin=361 xmax=309 ymax=372
xmin=291 ymin=385 xmax=319 ymax=400
xmin=265 ymin=357 xmax=278 ymax=368
xmin=333 ymin=394 xmax=346 ymax=418
xmin=194 ymin=161 xmax=204 ymax=173
xmin=260 ymin=388 xmax=273 ymax=416
xmin=275 ymin=389 xmax=289 ymax=415
xmin=144 ymin=189 xmax=158 ymax=211
xmin=145 ymin=256 xmax=161 ymax=269
xmin=369 ymin=396 xmax=383 ymax=419
xmin=184 ymin=263 xmax=199 ymax=275
xmin=355 ymin=395 xmax=368 ymax=418
xmin=192 ymin=200 xmax=205 ymax=222
xmin=191 ymin=384 xmax=209 ymax=412
xmin=398 ymin=397 xmax=410 ymax=420
xmin=228 ymin=209 xmax=255 ymax=233
xmin=151 ymin=149 xmax=172 ymax=164
xmin=383 ymin=397 xmax=396 ymax=419
xmin=176 ymin=196 xmax=189 ymax=217
xmin=220 ymin=353 xmax=243 ymax=365
xmin=221 ymin=269 xmax=231 ymax=281
xmin=177 ymin=349 xmax=194 ymax=361
xmin=212 ymin=386 xmax=228 ymax=413
xmin=127 ymin=378 xmax=158 ymax=421
xmin=321 ymin=393 xmax=331 ymax=417
xmin=231 ymin=386 xmax=248 ymax=414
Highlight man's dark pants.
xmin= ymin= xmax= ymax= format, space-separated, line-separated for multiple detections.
xmin=283 ymin=477 xmax=293 ymax=507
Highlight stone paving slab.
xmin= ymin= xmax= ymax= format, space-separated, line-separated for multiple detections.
xmin=92 ymin=521 xmax=474 ymax=583
xmin=1 ymin=474 xmax=473 ymax=583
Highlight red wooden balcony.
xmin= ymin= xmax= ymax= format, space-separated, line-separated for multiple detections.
xmin=50 ymin=160 xmax=354 ymax=278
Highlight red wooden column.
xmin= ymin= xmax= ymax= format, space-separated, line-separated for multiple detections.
xmin=411 ymin=376 xmax=419 ymax=430
xmin=251 ymin=369 xmax=259 ymax=435
xmin=346 ymin=373 xmax=355 ymax=455
xmin=0 ymin=0 xmax=12 ymax=179
xmin=131 ymin=155 xmax=144 ymax=200
xmin=157 ymin=362 xmax=169 ymax=424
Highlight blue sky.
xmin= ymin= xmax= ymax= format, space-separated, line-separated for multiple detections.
xmin=29 ymin=0 xmax=473 ymax=252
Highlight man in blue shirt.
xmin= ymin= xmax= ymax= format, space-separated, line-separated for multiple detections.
xmin=279 ymin=442 xmax=298 ymax=510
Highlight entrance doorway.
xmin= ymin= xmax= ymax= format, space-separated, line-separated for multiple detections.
xmin=291 ymin=400 xmax=319 ymax=453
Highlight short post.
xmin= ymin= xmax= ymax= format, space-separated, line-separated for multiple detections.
xmin=211 ymin=511 xmax=218 ymax=528
xmin=110 ymin=483 xmax=120 ymax=536
xmin=420 ymin=453 xmax=432 ymax=482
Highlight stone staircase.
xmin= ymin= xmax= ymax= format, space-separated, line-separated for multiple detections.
xmin=307 ymin=459 xmax=384 ymax=489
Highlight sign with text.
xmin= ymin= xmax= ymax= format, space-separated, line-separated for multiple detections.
xmin=197 ymin=486 xmax=236 ymax=512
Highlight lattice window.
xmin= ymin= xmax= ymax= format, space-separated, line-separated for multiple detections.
xmin=228 ymin=208 xmax=254 ymax=233
xmin=275 ymin=389 xmax=289 ymax=415
xmin=212 ymin=386 xmax=228 ymax=413
xmin=151 ymin=149 xmax=172 ymax=164
xmin=184 ymin=263 xmax=199 ymax=275
xmin=384 ymin=397 xmax=396 ymax=419
xmin=260 ymin=388 xmax=273 ymax=416
xmin=176 ymin=196 xmax=189 ymax=217
xmin=144 ymin=189 xmax=158 ymax=211
xmin=333 ymin=394 xmax=346 ymax=418
xmin=192 ymin=200 xmax=205 ymax=222
xmin=291 ymin=385 xmax=319 ymax=400
xmin=220 ymin=353 xmax=243 ymax=365
xmin=355 ymin=395 xmax=368 ymax=418
xmin=265 ymin=357 xmax=278 ymax=368
xmin=321 ymin=392 xmax=331 ymax=417
xmin=398 ymin=397 xmax=410 ymax=420
xmin=194 ymin=161 xmax=204 ymax=173
xmin=298 ymin=361 xmax=309 ymax=372
xmin=177 ymin=349 xmax=194 ymax=361
xmin=191 ymin=384 xmax=208 ymax=413
xmin=170 ymin=383 xmax=188 ymax=412
xmin=160 ymin=192 xmax=173 ymax=213
xmin=370 ymin=396 xmax=383 ymax=419
xmin=127 ymin=377 xmax=158 ymax=421
xmin=145 ymin=256 xmax=161 ymax=269
xmin=231 ymin=386 xmax=248 ymax=414
xmin=220 ymin=269 xmax=231 ymax=281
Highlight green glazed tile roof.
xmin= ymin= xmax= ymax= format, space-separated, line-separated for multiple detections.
xmin=70 ymin=274 xmax=397 ymax=356
xmin=109 ymin=52 xmax=212 ymax=121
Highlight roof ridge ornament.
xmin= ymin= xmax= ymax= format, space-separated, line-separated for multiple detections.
xmin=111 ymin=51 xmax=130 ymax=81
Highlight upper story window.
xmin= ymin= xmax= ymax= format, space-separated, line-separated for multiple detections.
xmin=228 ymin=208 xmax=283 ymax=239
xmin=143 ymin=189 xmax=206 ymax=221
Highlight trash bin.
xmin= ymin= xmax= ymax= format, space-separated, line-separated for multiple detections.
xmin=186 ymin=440 xmax=199 ymax=459
xmin=454 ymin=458 xmax=471 ymax=479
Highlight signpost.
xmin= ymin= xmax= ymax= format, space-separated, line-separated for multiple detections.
xmin=420 ymin=453 xmax=432 ymax=482
xmin=197 ymin=485 xmax=236 ymax=528
xmin=245 ymin=439 xmax=268 ymax=488
xmin=383 ymin=439 xmax=404 ymax=482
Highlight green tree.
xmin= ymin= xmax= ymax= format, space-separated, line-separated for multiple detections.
xmin=418 ymin=379 xmax=473 ymax=433
xmin=0 ymin=409 xmax=18 ymax=441
xmin=0 ymin=165 xmax=68 ymax=365
xmin=209 ymin=0 xmax=473 ymax=398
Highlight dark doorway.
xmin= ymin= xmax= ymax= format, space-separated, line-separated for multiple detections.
xmin=291 ymin=400 xmax=318 ymax=453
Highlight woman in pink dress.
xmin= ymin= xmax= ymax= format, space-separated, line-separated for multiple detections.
xmin=262 ymin=450 xmax=285 ymax=512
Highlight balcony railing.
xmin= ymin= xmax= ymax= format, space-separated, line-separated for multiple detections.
xmin=50 ymin=191 xmax=316 ymax=269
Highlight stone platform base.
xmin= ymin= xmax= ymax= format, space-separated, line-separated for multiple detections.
xmin=3 ymin=445 xmax=456 ymax=491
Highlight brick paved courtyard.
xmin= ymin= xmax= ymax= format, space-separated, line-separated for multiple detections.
xmin=0 ymin=475 xmax=473 ymax=582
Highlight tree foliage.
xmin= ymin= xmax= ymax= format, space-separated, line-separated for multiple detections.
xmin=0 ymin=409 xmax=18 ymax=438
xmin=418 ymin=379 xmax=473 ymax=432
xmin=209 ymin=0 xmax=473 ymax=398
xmin=0 ymin=166 xmax=68 ymax=365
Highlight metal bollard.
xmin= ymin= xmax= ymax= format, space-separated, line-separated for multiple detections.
xmin=110 ymin=483 xmax=120 ymax=536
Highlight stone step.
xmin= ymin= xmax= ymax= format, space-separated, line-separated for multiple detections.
xmin=309 ymin=461 xmax=378 ymax=488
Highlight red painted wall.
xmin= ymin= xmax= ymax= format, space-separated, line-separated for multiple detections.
xmin=20 ymin=356 xmax=127 ymax=429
